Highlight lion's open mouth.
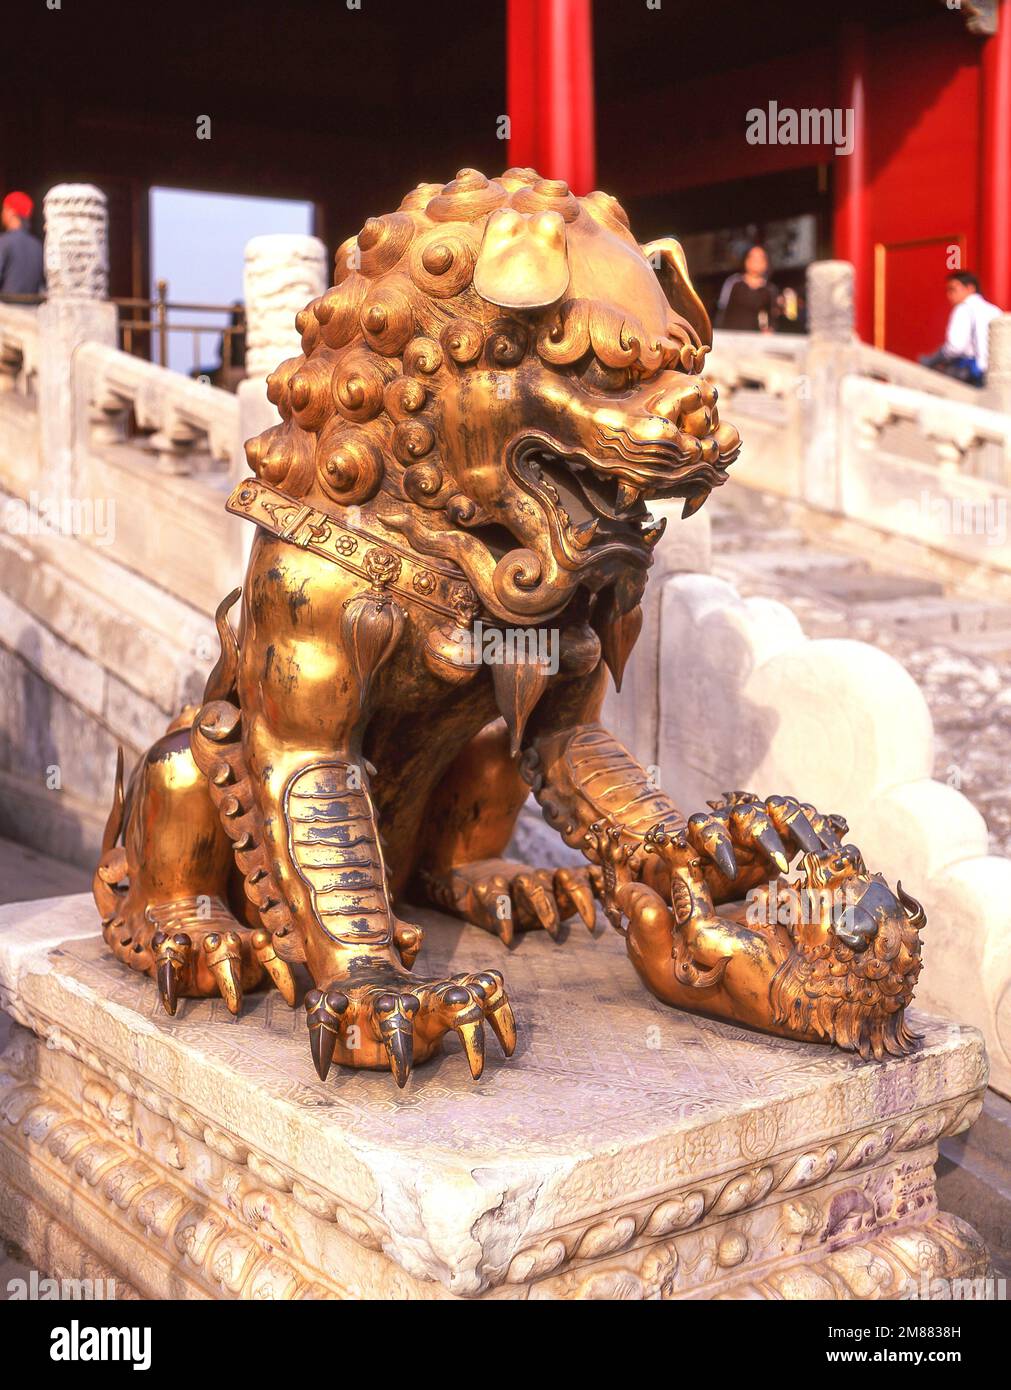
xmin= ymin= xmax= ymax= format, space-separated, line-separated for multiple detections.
xmin=511 ymin=438 xmax=664 ymax=556
xmin=509 ymin=432 xmax=731 ymax=556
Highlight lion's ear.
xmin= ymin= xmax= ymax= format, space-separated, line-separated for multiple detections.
xmin=474 ymin=208 xmax=570 ymax=310
xmin=641 ymin=237 xmax=712 ymax=349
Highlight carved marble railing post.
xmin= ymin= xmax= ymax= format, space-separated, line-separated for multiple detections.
xmin=801 ymin=260 xmax=858 ymax=514
xmin=243 ymin=233 xmax=328 ymax=380
xmin=233 ymin=233 xmax=327 ymax=565
xmin=37 ymin=184 xmax=117 ymax=502
xmin=234 ymin=234 xmax=328 ymax=471
xmin=807 ymin=259 xmax=856 ymax=344
xmin=987 ymin=314 xmax=1011 ymax=416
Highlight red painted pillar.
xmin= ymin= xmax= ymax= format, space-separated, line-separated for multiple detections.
xmin=833 ymin=23 xmax=871 ymax=342
xmin=507 ymin=0 xmax=596 ymax=194
xmin=981 ymin=0 xmax=1011 ymax=309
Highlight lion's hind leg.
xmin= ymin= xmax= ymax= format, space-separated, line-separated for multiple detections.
xmin=424 ymin=859 xmax=597 ymax=943
xmin=93 ymin=718 xmax=293 ymax=1016
xmin=417 ymin=721 xmax=597 ymax=942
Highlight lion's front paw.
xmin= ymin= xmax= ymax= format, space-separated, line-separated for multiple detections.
xmin=682 ymin=792 xmax=848 ymax=903
xmin=304 ymin=962 xmax=516 ymax=1087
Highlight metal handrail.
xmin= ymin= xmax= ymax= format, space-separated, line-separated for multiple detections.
xmin=118 ymin=279 xmax=246 ymax=374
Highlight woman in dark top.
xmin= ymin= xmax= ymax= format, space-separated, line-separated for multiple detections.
xmin=715 ymin=245 xmax=779 ymax=332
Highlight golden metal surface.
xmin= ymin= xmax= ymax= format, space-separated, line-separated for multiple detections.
xmin=93 ymin=168 xmax=922 ymax=1084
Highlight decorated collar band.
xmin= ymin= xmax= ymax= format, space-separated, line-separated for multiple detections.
xmin=226 ymin=478 xmax=480 ymax=622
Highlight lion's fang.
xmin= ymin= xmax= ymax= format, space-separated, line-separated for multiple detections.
xmin=571 ymin=519 xmax=599 ymax=550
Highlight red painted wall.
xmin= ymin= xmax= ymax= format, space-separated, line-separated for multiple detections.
xmin=865 ymin=19 xmax=982 ymax=359
xmin=597 ymin=14 xmax=990 ymax=362
xmin=598 ymin=49 xmax=835 ymax=197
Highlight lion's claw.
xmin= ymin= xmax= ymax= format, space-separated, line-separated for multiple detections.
xmin=684 ymin=814 xmax=737 ymax=880
xmin=105 ymin=903 xmax=288 ymax=1018
xmin=305 ymin=986 xmax=351 ymax=1080
xmin=202 ymin=930 xmax=244 ymax=1014
xmin=304 ymin=965 xmax=515 ymax=1087
xmin=374 ymin=990 xmax=419 ymax=1086
xmin=469 ymin=968 xmax=518 ymax=1054
xmin=676 ymin=792 xmax=850 ymax=902
xmin=553 ymin=866 xmax=596 ymax=930
xmin=152 ymin=930 xmax=191 ymax=1017
xmin=251 ymin=926 xmax=298 ymax=1005
xmin=764 ymin=795 xmax=824 ymax=854
xmin=512 ymin=871 xmax=561 ymax=938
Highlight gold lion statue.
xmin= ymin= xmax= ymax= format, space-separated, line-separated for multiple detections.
xmin=93 ymin=168 xmax=924 ymax=1085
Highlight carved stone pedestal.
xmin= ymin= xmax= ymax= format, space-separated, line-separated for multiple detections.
xmin=0 ymin=894 xmax=992 ymax=1299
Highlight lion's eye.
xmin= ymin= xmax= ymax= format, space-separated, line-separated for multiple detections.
xmin=580 ymin=359 xmax=632 ymax=393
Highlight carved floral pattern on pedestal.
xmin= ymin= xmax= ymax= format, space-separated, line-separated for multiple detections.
xmin=0 ymin=1029 xmax=336 ymax=1301
xmin=0 ymin=1007 xmax=988 ymax=1301
xmin=0 ymin=908 xmax=992 ymax=1301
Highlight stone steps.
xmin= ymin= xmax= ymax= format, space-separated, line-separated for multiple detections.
xmin=713 ymin=495 xmax=1011 ymax=647
xmin=0 ymin=834 xmax=88 ymax=907
xmin=0 ymin=498 xmax=218 ymax=870
xmin=708 ymin=486 xmax=1011 ymax=859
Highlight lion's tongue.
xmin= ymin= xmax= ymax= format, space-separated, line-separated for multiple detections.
xmin=541 ymin=458 xmax=646 ymax=524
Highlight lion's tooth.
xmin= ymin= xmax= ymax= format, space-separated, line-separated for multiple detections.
xmin=641 ymin=516 xmax=667 ymax=546
xmin=681 ymin=491 xmax=710 ymax=519
xmin=615 ymin=482 xmax=642 ymax=513
xmin=570 ymin=519 xmax=599 ymax=550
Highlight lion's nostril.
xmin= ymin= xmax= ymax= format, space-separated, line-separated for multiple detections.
xmin=650 ymin=385 xmax=702 ymax=426
xmin=714 ymin=422 xmax=741 ymax=455
xmin=681 ymin=407 xmax=711 ymax=437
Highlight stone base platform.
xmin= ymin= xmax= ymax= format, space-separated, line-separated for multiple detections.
xmin=0 ymin=894 xmax=992 ymax=1300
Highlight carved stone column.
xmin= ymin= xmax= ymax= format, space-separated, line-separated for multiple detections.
xmin=807 ymin=259 xmax=856 ymax=342
xmin=233 ymin=234 xmax=328 ymax=501
xmin=37 ymin=184 xmax=117 ymax=503
xmin=42 ymin=184 xmax=109 ymax=300
xmin=802 ymin=260 xmax=858 ymax=512
xmin=986 ymin=313 xmax=1011 ymax=415
xmin=242 ymin=233 xmax=328 ymax=380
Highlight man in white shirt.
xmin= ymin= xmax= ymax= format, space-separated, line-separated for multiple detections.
xmin=921 ymin=272 xmax=1002 ymax=386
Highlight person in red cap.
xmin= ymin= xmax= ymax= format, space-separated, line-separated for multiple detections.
xmin=0 ymin=191 xmax=45 ymax=298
